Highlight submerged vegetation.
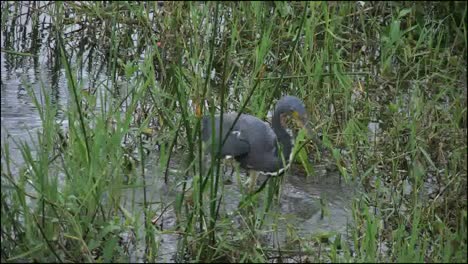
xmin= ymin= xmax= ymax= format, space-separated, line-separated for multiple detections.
xmin=1 ymin=1 xmax=467 ymax=262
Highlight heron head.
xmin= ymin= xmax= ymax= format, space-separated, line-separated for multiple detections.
xmin=275 ymin=96 xmax=311 ymax=135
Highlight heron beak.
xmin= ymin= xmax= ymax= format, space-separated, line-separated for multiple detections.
xmin=301 ymin=117 xmax=326 ymax=151
xmin=301 ymin=118 xmax=314 ymax=139
xmin=292 ymin=112 xmax=325 ymax=151
xmin=292 ymin=113 xmax=312 ymax=137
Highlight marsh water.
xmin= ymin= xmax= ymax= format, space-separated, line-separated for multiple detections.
xmin=120 ymin=154 xmax=357 ymax=262
xmin=0 ymin=2 xmax=363 ymax=262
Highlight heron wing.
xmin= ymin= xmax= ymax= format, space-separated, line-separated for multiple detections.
xmin=219 ymin=130 xmax=250 ymax=157
xmin=202 ymin=114 xmax=250 ymax=158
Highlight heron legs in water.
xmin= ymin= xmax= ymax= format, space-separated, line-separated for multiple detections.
xmin=219 ymin=160 xmax=259 ymax=193
xmin=222 ymin=161 xmax=258 ymax=193
xmin=203 ymin=152 xmax=259 ymax=193
xmin=245 ymin=170 xmax=258 ymax=193
xmin=248 ymin=170 xmax=257 ymax=193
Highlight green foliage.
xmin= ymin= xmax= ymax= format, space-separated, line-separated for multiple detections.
xmin=1 ymin=1 xmax=466 ymax=263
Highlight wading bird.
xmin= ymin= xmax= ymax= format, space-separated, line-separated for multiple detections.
xmin=202 ymin=96 xmax=313 ymax=192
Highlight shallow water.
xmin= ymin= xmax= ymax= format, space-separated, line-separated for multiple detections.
xmin=224 ymin=164 xmax=357 ymax=253
xmin=117 ymin=152 xmax=357 ymax=262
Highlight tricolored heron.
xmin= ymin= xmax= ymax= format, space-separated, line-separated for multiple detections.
xmin=201 ymin=95 xmax=312 ymax=192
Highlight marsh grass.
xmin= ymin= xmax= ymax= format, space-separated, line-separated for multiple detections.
xmin=1 ymin=1 xmax=467 ymax=262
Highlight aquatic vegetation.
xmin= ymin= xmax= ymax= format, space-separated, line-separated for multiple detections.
xmin=1 ymin=1 xmax=466 ymax=262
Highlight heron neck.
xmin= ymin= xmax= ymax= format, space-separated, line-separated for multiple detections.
xmin=272 ymin=114 xmax=293 ymax=166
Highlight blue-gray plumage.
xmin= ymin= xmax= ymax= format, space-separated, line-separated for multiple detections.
xmin=202 ymin=96 xmax=310 ymax=186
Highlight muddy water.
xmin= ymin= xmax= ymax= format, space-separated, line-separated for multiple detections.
xmin=223 ymin=164 xmax=357 ymax=255
xmin=118 ymin=153 xmax=357 ymax=262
